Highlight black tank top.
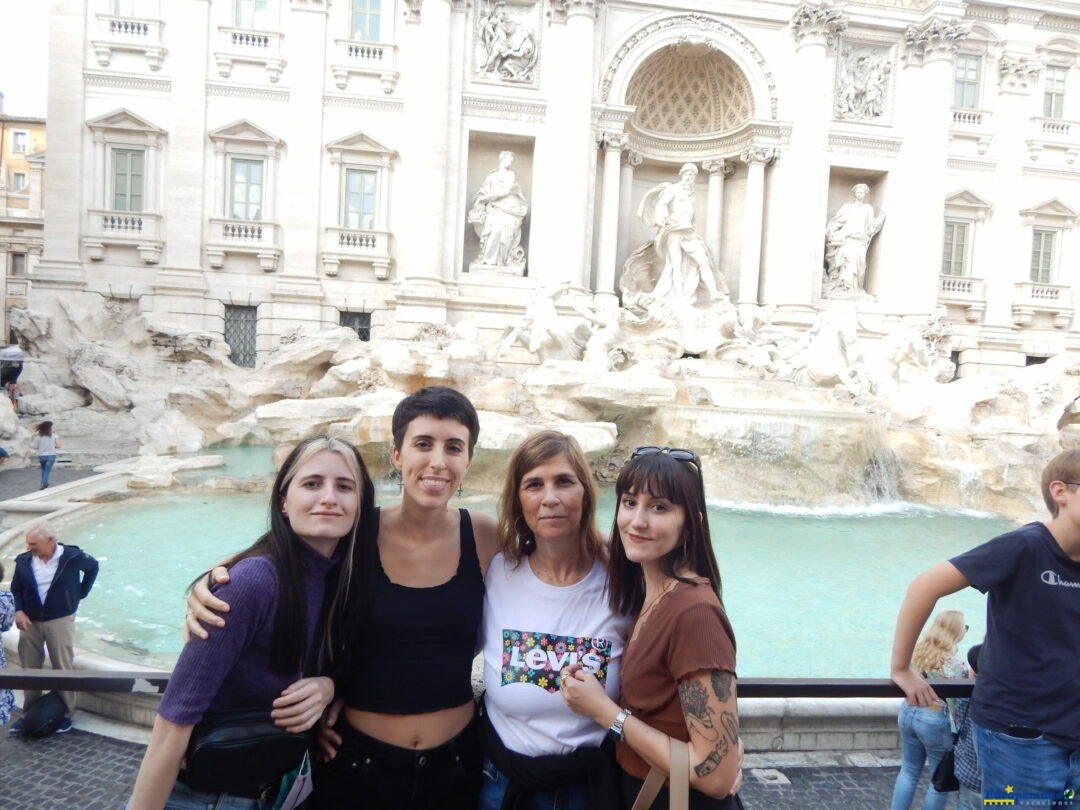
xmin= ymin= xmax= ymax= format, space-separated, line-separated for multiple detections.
xmin=344 ymin=509 xmax=484 ymax=713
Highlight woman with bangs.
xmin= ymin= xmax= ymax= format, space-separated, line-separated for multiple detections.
xmin=478 ymin=430 xmax=631 ymax=809
xmin=561 ymin=447 xmax=743 ymax=808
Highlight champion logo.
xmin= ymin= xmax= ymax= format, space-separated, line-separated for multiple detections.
xmin=1040 ymin=570 xmax=1080 ymax=589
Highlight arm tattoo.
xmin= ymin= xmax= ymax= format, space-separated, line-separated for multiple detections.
xmin=711 ymin=670 xmax=732 ymax=702
xmin=720 ymin=710 xmax=739 ymax=746
xmin=679 ymin=679 xmax=718 ymax=742
xmin=694 ymin=736 xmax=730 ymax=777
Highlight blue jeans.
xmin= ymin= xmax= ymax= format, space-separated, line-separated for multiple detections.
xmin=890 ymin=703 xmax=954 ymax=810
xmin=478 ymin=759 xmax=590 ymax=810
xmin=38 ymin=454 xmax=55 ymax=488
xmin=125 ymin=780 xmax=271 ymax=810
xmin=975 ymin=722 xmax=1080 ymax=804
xmin=958 ymin=785 xmax=982 ymax=810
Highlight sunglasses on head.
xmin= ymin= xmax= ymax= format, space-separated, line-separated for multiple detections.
xmin=631 ymin=446 xmax=702 ymax=474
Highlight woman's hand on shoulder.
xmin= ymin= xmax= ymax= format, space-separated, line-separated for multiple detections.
xmin=272 ymin=676 xmax=335 ymax=733
xmin=181 ymin=566 xmax=232 ymax=642
xmin=680 ymin=669 xmax=741 ymax=799
xmin=470 ymin=510 xmax=499 ymax=576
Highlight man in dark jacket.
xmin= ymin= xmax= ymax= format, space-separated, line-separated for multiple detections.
xmin=10 ymin=521 xmax=99 ymax=733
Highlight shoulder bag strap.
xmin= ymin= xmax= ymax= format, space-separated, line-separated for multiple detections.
xmin=669 ymin=738 xmax=690 ymax=810
xmin=631 ymin=738 xmax=691 ymax=810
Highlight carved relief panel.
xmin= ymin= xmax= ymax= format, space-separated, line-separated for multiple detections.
xmin=473 ymin=0 xmax=542 ymax=88
xmin=834 ymin=40 xmax=895 ymax=124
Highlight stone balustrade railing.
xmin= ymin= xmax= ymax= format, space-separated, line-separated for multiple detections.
xmin=1012 ymin=281 xmax=1073 ymax=329
xmin=330 ymin=38 xmax=399 ymax=93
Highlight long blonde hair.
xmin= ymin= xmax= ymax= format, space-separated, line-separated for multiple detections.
xmin=912 ymin=609 xmax=966 ymax=673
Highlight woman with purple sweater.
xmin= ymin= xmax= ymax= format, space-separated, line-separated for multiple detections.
xmin=129 ymin=436 xmax=377 ymax=810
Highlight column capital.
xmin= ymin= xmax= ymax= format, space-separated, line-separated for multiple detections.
xmin=739 ymin=147 xmax=777 ymax=167
xmin=999 ymin=54 xmax=1042 ymax=94
xmin=598 ymin=131 xmax=629 ymax=152
xmin=903 ymin=17 xmax=970 ymax=66
xmin=404 ymin=0 xmax=460 ymax=24
xmin=701 ymin=159 xmax=734 ymax=177
xmin=621 ymin=149 xmax=643 ymax=168
xmin=549 ymin=0 xmax=604 ymax=24
xmin=790 ymin=2 xmax=846 ymax=49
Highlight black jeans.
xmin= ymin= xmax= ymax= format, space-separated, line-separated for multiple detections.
xmin=311 ymin=714 xmax=482 ymax=810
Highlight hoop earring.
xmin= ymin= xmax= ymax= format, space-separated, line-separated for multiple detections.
xmin=515 ymin=516 xmax=536 ymax=556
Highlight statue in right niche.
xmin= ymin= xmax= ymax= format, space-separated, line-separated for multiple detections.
xmin=823 ymin=183 xmax=885 ymax=297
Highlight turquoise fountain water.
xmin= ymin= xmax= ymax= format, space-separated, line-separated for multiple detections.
xmin=47 ymin=478 xmax=1012 ymax=678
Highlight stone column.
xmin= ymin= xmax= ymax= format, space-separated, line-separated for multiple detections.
xmin=617 ymin=149 xmax=642 ymax=279
xmin=530 ymin=0 xmax=602 ymax=289
xmin=393 ymin=0 xmax=455 ymax=332
xmin=595 ymin=131 xmax=626 ymax=305
xmin=875 ymin=16 xmax=969 ymax=312
xmin=981 ymin=53 xmax=1042 ymax=330
xmin=763 ymin=2 xmax=845 ymax=313
xmin=33 ymin=0 xmax=89 ymax=287
xmin=701 ymin=159 xmax=733 ymax=277
xmin=737 ymin=147 xmax=776 ymax=307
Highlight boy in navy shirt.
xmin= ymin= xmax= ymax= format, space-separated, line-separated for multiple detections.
xmin=891 ymin=450 xmax=1080 ymax=804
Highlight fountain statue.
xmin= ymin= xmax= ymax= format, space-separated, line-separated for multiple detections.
xmin=621 ymin=163 xmax=728 ymax=312
xmin=617 ymin=163 xmax=737 ymax=359
xmin=468 ymin=150 xmax=529 ymax=274
xmin=823 ymin=183 xmax=885 ymax=298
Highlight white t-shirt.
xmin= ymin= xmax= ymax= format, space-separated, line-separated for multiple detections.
xmin=482 ymin=551 xmax=632 ymax=757
xmin=34 ymin=434 xmax=58 ymax=456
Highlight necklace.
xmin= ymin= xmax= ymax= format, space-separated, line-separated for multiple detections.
xmin=640 ymin=578 xmax=678 ymax=621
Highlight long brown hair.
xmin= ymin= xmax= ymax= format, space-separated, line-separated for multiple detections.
xmin=225 ymin=435 xmax=376 ymax=674
xmin=497 ymin=430 xmax=604 ymax=566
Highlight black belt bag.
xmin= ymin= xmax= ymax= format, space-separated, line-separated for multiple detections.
xmin=184 ymin=708 xmax=312 ymax=796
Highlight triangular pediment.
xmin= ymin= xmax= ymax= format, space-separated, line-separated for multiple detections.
xmin=86 ymin=108 xmax=165 ymax=135
xmin=207 ymin=119 xmax=282 ymax=146
xmin=326 ymin=130 xmax=396 ymax=158
xmin=1022 ymin=198 xmax=1080 ymax=218
xmin=945 ymin=189 xmax=992 ymax=210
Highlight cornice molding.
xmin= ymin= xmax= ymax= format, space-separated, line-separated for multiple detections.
xmin=322 ymin=93 xmax=406 ymax=113
xmin=462 ymin=93 xmax=547 ymax=122
xmin=206 ymin=82 xmax=290 ymax=102
xmin=84 ymin=71 xmax=171 ymax=93
xmin=828 ymin=130 xmax=904 ymax=157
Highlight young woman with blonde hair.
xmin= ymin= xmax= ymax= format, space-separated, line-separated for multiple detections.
xmin=890 ymin=609 xmax=970 ymax=810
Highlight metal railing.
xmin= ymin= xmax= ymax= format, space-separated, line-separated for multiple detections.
xmin=0 ymin=669 xmax=974 ymax=699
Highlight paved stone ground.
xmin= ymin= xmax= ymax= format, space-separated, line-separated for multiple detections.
xmin=0 ymin=718 xmax=952 ymax=810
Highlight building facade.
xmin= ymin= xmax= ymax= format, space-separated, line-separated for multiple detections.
xmin=30 ymin=0 xmax=1080 ymax=372
xmin=0 ymin=109 xmax=45 ymax=342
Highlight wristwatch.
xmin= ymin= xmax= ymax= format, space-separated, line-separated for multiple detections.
xmin=606 ymin=707 xmax=631 ymax=742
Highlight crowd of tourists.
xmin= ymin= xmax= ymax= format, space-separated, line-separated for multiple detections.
xmin=1 ymin=383 xmax=1077 ymax=809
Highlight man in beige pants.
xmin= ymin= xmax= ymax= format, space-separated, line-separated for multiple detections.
xmin=10 ymin=521 xmax=99 ymax=734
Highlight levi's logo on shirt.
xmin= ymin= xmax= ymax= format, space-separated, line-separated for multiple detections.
xmin=500 ymin=628 xmax=612 ymax=693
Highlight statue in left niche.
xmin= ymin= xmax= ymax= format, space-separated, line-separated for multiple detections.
xmin=468 ymin=150 xmax=529 ymax=274
xmin=477 ymin=2 xmax=538 ymax=83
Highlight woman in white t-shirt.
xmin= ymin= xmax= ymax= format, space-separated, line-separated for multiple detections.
xmin=479 ymin=430 xmax=631 ymax=810
xmin=32 ymin=420 xmax=60 ymax=490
